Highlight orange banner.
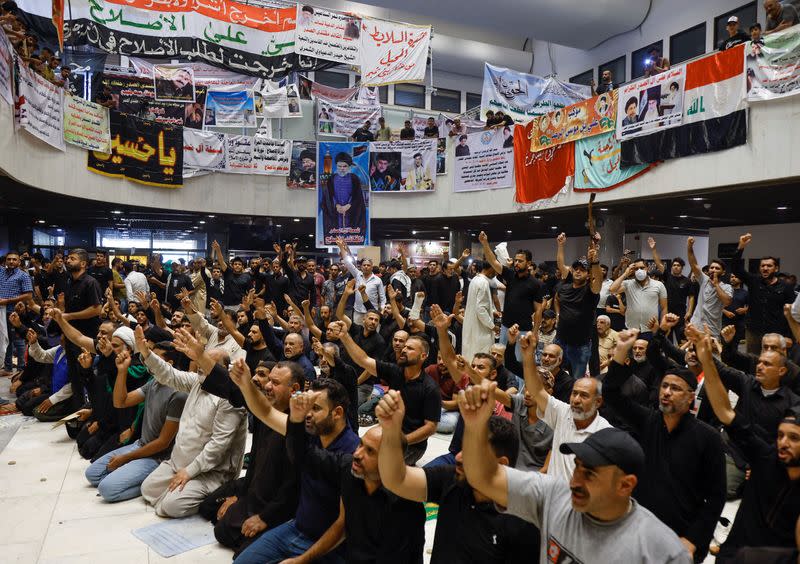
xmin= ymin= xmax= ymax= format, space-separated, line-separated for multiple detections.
xmin=52 ymin=0 xmax=64 ymax=50
xmin=530 ymin=90 xmax=617 ymax=153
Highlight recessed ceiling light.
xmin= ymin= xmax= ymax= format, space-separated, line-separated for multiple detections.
xmin=679 ymin=215 xmax=688 ymax=218
xmin=532 ymin=215 xmax=541 ymax=219
xmin=550 ymin=226 xmax=558 ymax=230
xmin=672 ymin=226 xmax=680 ymax=229
xmin=506 ymin=230 xmax=513 ymax=233
xmin=777 ymin=206 xmax=788 ymax=210
xmin=412 ymin=230 xmax=417 ymax=235
xmin=308 ymin=234 xmax=313 ymax=238
xmin=37 ymin=219 xmax=46 ymax=224
xmin=293 ymin=218 xmax=300 ymax=222
xmin=198 ymin=220 xmax=206 ymax=224
xmin=443 ymin=226 xmax=449 ymax=230
xmin=439 ymin=236 xmax=445 ymax=239
xmin=111 ymin=210 xmax=122 ymax=214
xmin=599 ymin=208 xmax=608 ymax=211
xmin=276 ymin=224 xmax=282 ymax=227
xmin=689 ymin=197 xmax=704 ymax=201
xmin=208 ymin=214 xmax=216 ymax=218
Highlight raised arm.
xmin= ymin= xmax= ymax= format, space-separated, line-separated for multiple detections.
xmin=50 ymin=308 xmax=96 ymax=353
xmin=335 ymin=280 xmax=355 ymax=330
xmin=686 ymin=237 xmax=702 ymax=278
xmin=648 ymin=237 xmax=665 ymax=273
xmin=520 ymin=332 xmax=548 ymax=415
xmin=555 ymin=233 xmax=570 ymax=279
xmin=478 ymin=231 xmax=502 ymax=274
xmin=212 ymin=240 xmax=227 ymax=272
xmin=301 ymin=299 xmax=322 ymax=340
xmin=588 ymin=243 xmax=602 ymax=294
xmin=229 ymin=358 xmax=288 ymax=435
xmin=690 ymin=327 xmax=734 ymax=426
xmin=112 ymin=349 xmax=146 ymax=408
xmin=386 ymin=285 xmax=406 ymax=330
xmin=327 ymin=321 xmax=376 ymax=375
xmin=609 ymin=263 xmax=634 ymax=295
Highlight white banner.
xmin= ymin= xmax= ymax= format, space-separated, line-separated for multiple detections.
xmin=153 ymin=64 xmax=196 ymax=103
xmin=296 ymin=5 xmax=361 ymax=66
xmin=746 ymin=28 xmax=800 ymax=101
xmin=253 ymin=135 xmax=292 ymax=176
xmin=17 ymin=64 xmax=65 ymax=151
xmin=317 ymin=97 xmax=382 ymax=137
xmin=616 ymin=67 xmax=685 ymax=140
xmin=129 ymin=58 xmax=260 ymax=90
xmin=261 ymin=84 xmax=302 ymax=118
xmin=360 ymin=18 xmax=431 ymax=86
xmin=369 ymin=139 xmax=437 ymax=191
xmin=0 ymin=32 xmax=13 ymax=105
xmin=63 ymin=93 xmax=111 ymax=153
xmin=205 ymin=90 xmax=257 ymax=128
xmin=224 ymin=135 xmax=255 ymax=174
xmin=183 ymin=129 xmax=227 ymax=171
xmin=454 ymin=128 xmax=514 ymax=192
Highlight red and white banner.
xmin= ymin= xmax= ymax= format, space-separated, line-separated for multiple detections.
xmin=683 ymin=44 xmax=746 ymax=124
xmin=360 ymin=18 xmax=430 ymax=86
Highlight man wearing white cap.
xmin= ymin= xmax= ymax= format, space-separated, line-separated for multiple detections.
xmin=719 ymin=15 xmax=750 ymax=51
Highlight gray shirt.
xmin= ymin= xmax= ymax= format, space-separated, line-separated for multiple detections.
xmin=767 ymin=3 xmax=799 ymax=30
xmin=511 ymin=393 xmax=553 ymax=471
xmin=136 ymin=379 xmax=187 ymax=455
xmin=689 ymin=272 xmax=732 ymax=339
xmin=622 ymin=278 xmax=667 ymax=332
xmin=504 ymin=467 xmax=692 ymax=563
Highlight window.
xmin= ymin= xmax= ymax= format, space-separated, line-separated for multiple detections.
xmin=570 ymin=69 xmax=594 ymax=87
xmin=313 ymin=70 xmax=350 ymax=89
xmin=394 ymin=83 xmax=426 ymax=108
xmin=714 ymin=2 xmax=757 ymax=47
xmin=671 ymin=23 xmax=707 ymax=63
xmin=631 ymin=40 xmax=664 ymax=80
xmin=355 ymin=75 xmax=388 ymax=103
xmin=431 ymin=87 xmax=461 ymax=113
xmin=599 ymin=56 xmax=626 ymax=86
xmin=466 ymin=92 xmax=482 ymax=110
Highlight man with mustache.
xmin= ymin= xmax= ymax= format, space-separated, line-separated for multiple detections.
xmin=602 ymin=328 xmax=726 ymax=562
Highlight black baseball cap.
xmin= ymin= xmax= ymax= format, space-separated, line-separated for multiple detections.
xmin=664 ymin=368 xmax=698 ymax=391
xmin=559 ymin=427 xmax=645 ymax=478
xmin=783 ymin=405 xmax=800 ymax=426
xmin=572 ymin=258 xmax=589 ymax=271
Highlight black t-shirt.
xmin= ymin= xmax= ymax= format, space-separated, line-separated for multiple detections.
xmin=265 ymin=273 xmax=290 ymax=314
xmin=423 ymin=125 xmax=439 ymax=138
xmin=244 ymin=340 xmax=276 ymax=374
xmin=423 ymin=465 xmax=540 ymax=563
xmin=500 ymin=266 xmax=543 ymax=330
xmin=65 ymin=272 xmax=103 ymax=337
xmin=376 ymin=361 xmax=441 ymax=444
xmin=399 ymin=127 xmax=415 ymax=140
xmin=719 ymin=31 xmax=750 ymax=51
xmin=222 ymin=269 xmax=252 ymax=306
xmin=345 ymin=324 xmax=386 ymax=384
xmin=87 ymin=266 xmax=113 ymax=294
xmin=352 ymin=128 xmax=374 ymax=142
xmin=663 ymin=271 xmax=694 ymax=318
xmin=556 ymin=275 xmax=599 ymax=345
xmin=165 ymin=273 xmax=193 ymax=308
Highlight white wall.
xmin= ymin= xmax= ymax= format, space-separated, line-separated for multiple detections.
xmin=708 ymin=223 xmax=800 ymax=275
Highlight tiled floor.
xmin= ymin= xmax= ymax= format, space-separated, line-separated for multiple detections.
xmin=0 ymin=413 xmax=452 ymax=564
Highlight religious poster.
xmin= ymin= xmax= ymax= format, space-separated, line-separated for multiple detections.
xmin=574 ymin=132 xmax=650 ymax=192
xmin=205 ymin=90 xmax=257 ymax=127
xmin=316 ymin=141 xmax=371 ymax=247
xmin=130 ymin=58 xmax=260 ymax=91
xmin=368 ymin=139 xmax=436 ymax=191
xmin=530 ymin=91 xmax=617 ymax=152
xmin=480 ymin=64 xmax=590 ymax=124
xmin=0 ymin=30 xmax=13 ymax=105
xmin=88 ymin=111 xmax=183 ymax=187
xmin=746 ymin=28 xmax=800 ymax=101
xmin=317 ymin=96 xmax=382 ymax=137
xmin=360 ymin=18 xmax=431 ymax=86
xmin=17 ymin=63 xmax=65 ymax=151
xmin=101 ymin=74 xmax=206 ymax=128
xmin=453 ymin=128 xmax=514 ymax=192
xmin=63 ymin=93 xmax=112 ymax=153
xmin=296 ymin=5 xmax=361 ymax=66
xmin=287 ymin=141 xmax=317 ymax=189
xmin=224 ymin=135 xmax=255 ymax=174
xmin=262 ymin=84 xmax=302 ymax=118
xmin=183 ymin=129 xmax=226 ymax=171
xmin=253 ymin=135 xmax=292 ymax=176
xmin=615 ymin=66 xmax=685 ymax=140
xmin=153 ymin=64 xmax=196 ymax=103
xmin=513 ymin=121 xmax=574 ymax=205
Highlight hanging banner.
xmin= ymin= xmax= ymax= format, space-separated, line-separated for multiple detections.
xmin=514 ymin=122 xmax=574 ymax=205
xmin=17 ymin=63 xmax=65 ymax=151
xmin=183 ymin=129 xmax=226 ymax=171
xmin=63 ymin=93 xmax=111 ymax=153
xmin=60 ymin=0 xmax=314 ymax=79
xmin=360 ymin=18 xmax=431 ymax=86
xmin=153 ymin=64 xmax=196 ymax=103
xmin=205 ymin=90 xmax=257 ymax=127
xmin=224 ymin=135 xmax=255 ymax=174
xmin=253 ymin=135 xmax=292 ymax=176
xmin=453 ymin=128 xmax=515 ymax=192
xmin=574 ymin=132 xmax=651 ymax=192
xmin=622 ymin=46 xmax=747 ymax=166
xmin=530 ymin=91 xmax=617 ymax=152
xmin=130 ymin=58 xmax=259 ymax=91
xmin=746 ymin=28 xmax=800 ymax=101
xmin=317 ymin=141 xmax=371 ymax=247
xmin=317 ymin=97 xmax=382 ymax=137
xmin=436 ymin=137 xmax=448 ymax=175
xmin=0 ymin=31 xmax=13 ymax=105
xmin=101 ymin=74 xmax=206 ymax=128
xmin=261 ymin=84 xmax=302 ymax=118
xmin=296 ymin=5 xmax=361 ymax=66
xmin=287 ymin=141 xmax=317 ymax=189
xmin=61 ymin=50 xmax=107 ymax=99
xmin=480 ymin=64 xmax=590 ymax=124
xmin=369 ymin=139 xmax=437 ymax=192
xmin=412 ymin=115 xmax=448 ymax=139
xmin=88 ymin=111 xmax=183 ymax=187
xmin=52 ymin=0 xmax=64 ymax=50
xmin=310 ymin=80 xmax=359 ymax=103
xmin=616 ymin=66 xmax=685 ymax=140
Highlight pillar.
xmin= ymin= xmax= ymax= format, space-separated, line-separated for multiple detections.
xmin=448 ymin=230 xmax=471 ymax=260
xmin=595 ymin=213 xmax=625 ymax=268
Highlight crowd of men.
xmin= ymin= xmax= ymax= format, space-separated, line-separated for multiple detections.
xmin=1 ymin=226 xmax=799 ymax=563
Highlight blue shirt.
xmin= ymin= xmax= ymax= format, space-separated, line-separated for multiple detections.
xmin=0 ymin=267 xmax=33 ymax=312
xmin=332 ymin=174 xmax=353 ymax=206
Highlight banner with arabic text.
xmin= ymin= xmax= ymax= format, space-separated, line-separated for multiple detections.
xmin=615 ymin=66 xmax=685 ymax=140
xmin=183 ymin=129 xmax=226 ymax=171
xmin=261 ymin=84 xmax=302 ymax=118
xmin=225 ymin=135 xmax=255 ymax=174
xmin=0 ymin=31 xmax=13 ymax=105
xmin=88 ymin=111 xmax=183 ymax=187
xmin=130 ymin=58 xmax=259 ymax=90
xmin=530 ymin=91 xmax=617 ymax=152
xmin=253 ymin=135 xmax=292 ymax=176
xmin=574 ymin=132 xmax=650 ymax=191
xmin=454 ymin=128 xmax=514 ymax=192
xmin=17 ymin=63 xmax=65 ymax=151
xmin=101 ymin=74 xmax=206 ymax=128
xmin=205 ymin=90 xmax=256 ymax=127
xmin=746 ymin=28 xmax=800 ymax=101
xmin=481 ymin=64 xmax=590 ymax=124
xmin=287 ymin=141 xmax=317 ymax=189
xmin=317 ymin=141 xmax=371 ymax=247
xmin=296 ymin=5 xmax=361 ymax=66
xmin=360 ymin=18 xmax=431 ymax=86
xmin=154 ymin=64 xmax=195 ymax=103
xmin=369 ymin=139 xmax=437 ymax=191
xmin=63 ymin=93 xmax=111 ymax=153
xmin=317 ymin=96 xmax=382 ymax=137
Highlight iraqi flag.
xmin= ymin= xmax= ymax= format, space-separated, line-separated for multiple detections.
xmin=622 ymin=45 xmax=747 ymax=166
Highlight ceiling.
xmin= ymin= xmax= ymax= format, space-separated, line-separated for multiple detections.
xmin=1 ymin=175 xmax=796 ymax=254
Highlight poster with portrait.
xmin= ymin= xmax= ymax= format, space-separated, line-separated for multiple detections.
xmin=204 ymin=90 xmax=257 ymax=128
xmin=317 ymin=96 xmax=382 ymax=137
xmin=530 ymin=91 xmax=617 ymax=152
xmin=615 ymin=66 xmax=685 ymax=140
xmin=453 ymin=128 xmax=514 ymax=192
xmin=295 ymin=4 xmax=361 ymax=66
xmin=368 ymin=139 xmax=436 ymax=192
xmin=100 ymin=74 xmax=206 ymax=128
xmin=316 ymin=141 xmax=371 ymax=247
xmin=437 ymin=137 xmax=448 ymax=175
xmin=287 ymin=141 xmax=317 ymax=189
xmin=153 ymin=64 xmax=195 ymax=103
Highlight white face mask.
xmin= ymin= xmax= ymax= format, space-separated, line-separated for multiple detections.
xmin=635 ymin=269 xmax=648 ymax=282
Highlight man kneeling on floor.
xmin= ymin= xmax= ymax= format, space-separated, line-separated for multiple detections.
xmin=138 ymin=326 xmax=248 ymax=517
